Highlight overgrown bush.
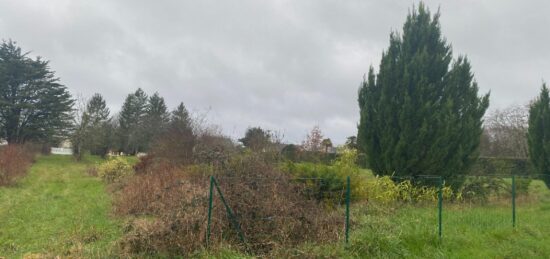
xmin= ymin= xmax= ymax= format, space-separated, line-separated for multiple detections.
xmin=281 ymin=150 xmax=457 ymax=204
xmin=281 ymin=149 xmax=368 ymax=202
xmin=455 ymin=177 xmax=504 ymax=201
xmin=115 ymin=152 xmax=343 ymax=256
xmin=0 ymin=144 xmax=35 ymax=186
xmin=97 ymin=157 xmax=133 ymax=183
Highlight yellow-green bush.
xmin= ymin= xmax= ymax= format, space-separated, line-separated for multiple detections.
xmin=98 ymin=157 xmax=133 ymax=183
xmin=364 ymin=176 xmax=453 ymax=203
xmin=281 ymin=149 xmax=455 ymax=204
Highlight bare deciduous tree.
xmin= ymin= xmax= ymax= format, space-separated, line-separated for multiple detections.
xmin=480 ymin=104 xmax=528 ymax=158
xmin=302 ymin=126 xmax=324 ymax=152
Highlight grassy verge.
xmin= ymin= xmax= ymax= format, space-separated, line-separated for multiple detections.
xmin=0 ymin=155 xmax=121 ymax=257
xmin=196 ymin=180 xmax=550 ymax=258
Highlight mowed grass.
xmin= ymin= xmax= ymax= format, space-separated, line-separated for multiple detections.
xmin=0 ymin=155 xmax=122 ymax=257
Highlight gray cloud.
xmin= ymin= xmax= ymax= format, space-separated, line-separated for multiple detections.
xmin=0 ymin=0 xmax=547 ymax=144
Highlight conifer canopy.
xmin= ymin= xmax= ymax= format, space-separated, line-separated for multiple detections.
xmin=357 ymin=4 xmax=489 ymax=183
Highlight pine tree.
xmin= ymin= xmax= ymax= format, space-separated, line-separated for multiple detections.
xmin=528 ymin=84 xmax=550 ymax=188
xmin=150 ymin=102 xmax=196 ymax=165
xmin=143 ymin=92 xmax=169 ymax=150
xmin=357 ymin=4 xmax=489 ymax=185
xmin=85 ymin=94 xmax=112 ymax=157
xmin=0 ymin=40 xmax=74 ymax=144
xmin=118 ymin=88 xmax=148 ymax=154
xmin=171 ymin=102 xmax=193 ymax=132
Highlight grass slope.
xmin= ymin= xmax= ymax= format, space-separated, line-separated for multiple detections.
xmin=0 ymin=155 xmax=121 ymax=257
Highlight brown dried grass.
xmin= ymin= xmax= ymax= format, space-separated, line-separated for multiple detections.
xmin=115 ymin=153 xmax=343 ymax=256
xmin=0 ymin=144 xmax=35 ymax=186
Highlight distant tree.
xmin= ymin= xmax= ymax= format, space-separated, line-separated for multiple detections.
xmin=117 ymin=88 xmax=148 ymax=154
xmin=151 ymin=102 xmax=196 ymax=165
xmin=345 ymin=136 xmax=358 ymax=150
xmin=302 ymin=126 xmax=324 ymax=152
xmin=84 ymin=94 xmax=112 ymax=157
xmin=0 ymin=40 xmax=73 ymax=144
xmin=321 ymin=138 xmax=333 ymax=153
xmin=357 ymin=4 xmax=489 ymax=183
xmin=239 ymin=127 xmax=272 ymax=151
xmin=528 ymin=84 xmax=550 ymax=188
xmin=71 ymin=94 xmax=113 ymax=159
xmin=481 ymin=104 xmax=528 ymax=158
xmin=281 ymin=144 xmax=300 ymax=162
xmin=143 ymin=92 xmax=169 ymax=150
xmin=71 ymin=96 xmax=90 ymax=160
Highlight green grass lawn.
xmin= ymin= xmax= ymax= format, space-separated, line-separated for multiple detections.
xmin=0 ymin=155 xmax=121 ymax=258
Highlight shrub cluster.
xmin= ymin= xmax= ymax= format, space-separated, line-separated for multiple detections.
xmin=114 ymin=152 xmax=343 ymax=256
xmin=97 ymin=157 xmax=133 ymax=183
xmin=0 ymin=144 xmax=35 ymax=186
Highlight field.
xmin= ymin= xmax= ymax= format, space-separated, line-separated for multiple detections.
xmin=1 ymin=155 xmax=550 ymax=258
xmin=0 ymin=155 xmax=121 ymax=258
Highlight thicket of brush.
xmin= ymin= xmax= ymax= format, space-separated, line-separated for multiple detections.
xmin=110 ymin=147 xmax=343 ymax=256
xmin=0 ymin=144 xmax=36 ymax=186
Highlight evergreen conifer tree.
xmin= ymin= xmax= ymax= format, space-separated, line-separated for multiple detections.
xmin=528 ymin=84 xmax=550 ymax=188
xmin=357 ymin=4 xmax=489 ymax=184
xmin=118 ymin=88 xmax=148 ymax=154
xmin=143 ymin=92 xmax=169 ymax=150
xmin=84 ymin=94 xmax=112 ymax=157
xmin=0 ymin=40 xmax=74 ymax=144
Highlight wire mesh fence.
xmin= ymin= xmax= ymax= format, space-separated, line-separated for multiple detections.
xmin=204 ymin=175 xmax=352 ymax=252
xmin=199 ymin=172 xmax=550 ymax=253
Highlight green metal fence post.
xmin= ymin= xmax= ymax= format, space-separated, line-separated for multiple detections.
xmin=438 ymin=176 xmax=443 ymax=239
xmin=206 ymin=176 xmax=214 ymax=248
xmin=212 ymin=177 xmax=246 ymax=244
xmin=512 ymin=174 xmax=516 ymax=228
xmin=345 ymin=175 xmax=350 ymax=244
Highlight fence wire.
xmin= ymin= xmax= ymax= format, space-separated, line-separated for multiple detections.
xmin=201 ymin=172 xmax=550 ymax=252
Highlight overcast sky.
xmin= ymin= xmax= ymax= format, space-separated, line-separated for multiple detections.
xmin=0 ymin=0 xmax=547 ymax=144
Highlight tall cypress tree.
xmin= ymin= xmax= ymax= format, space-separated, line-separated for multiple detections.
xmin=528 ymin=84 xmax=550 ymax=188
xmin=357 ymin=4 xmax=489 ymax=184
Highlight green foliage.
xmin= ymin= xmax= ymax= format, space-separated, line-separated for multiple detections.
xmin=0 ymin=40 xmax=74 ymax=144
xmin=143 ymin=92 xmax=170 ymax=151
xmin=281 ymin=149 xmax=364 ymax=201
xmin=282 ymin=149 xmax=453 ymax=203
xmin=357 ymin=4 xmax=489 ymax=183
xmin=118 ymin=88 xmax=148 ymax=154
xmin=528 ymin=83 xmax=550 ymax=188
xmin=72 ymin=93 xmax=113 ymax=160
xmin=85 ymin=94 xmax=113 ymax=157
xmin=97 ymin=157 xmax=133 ymax=183
xmin=239 ymin=127 xmax=272 ymax=151
xmin=456 ymin=176 xmax=508 ymax=201
xmin=470 ymin=157 xmax=531 ymax=176
xmin=150 ymin=102 xmax=196 ymax=166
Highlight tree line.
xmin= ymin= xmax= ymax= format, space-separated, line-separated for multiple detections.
xmin=3 ymin=3 xmax=550 ymax=187
xmin=71 ymin=89 xmax=194 ymax=160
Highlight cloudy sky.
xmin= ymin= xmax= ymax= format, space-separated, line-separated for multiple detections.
xmin=0 ymin=0 xmax=547 ymax=144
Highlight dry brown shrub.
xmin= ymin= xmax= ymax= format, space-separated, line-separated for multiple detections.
xmin=0 ymin=144 xmax=35 ymax=186
xmin=115 ymin=153 xmax=343 ymax=256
